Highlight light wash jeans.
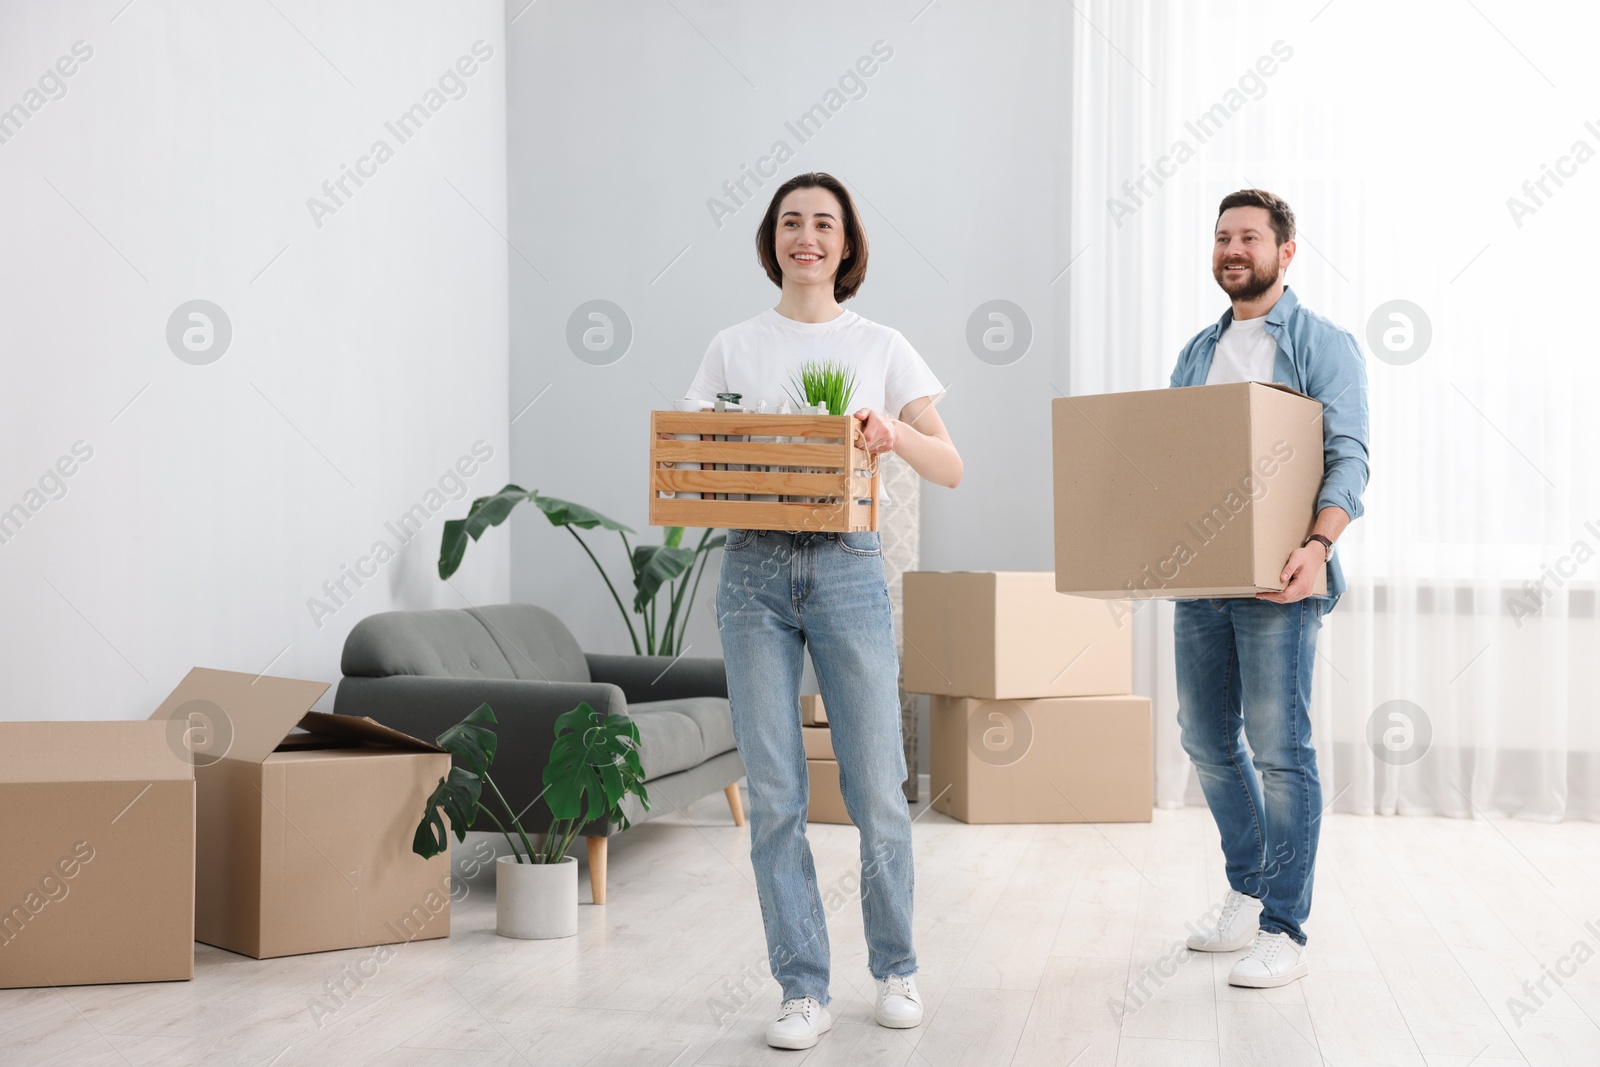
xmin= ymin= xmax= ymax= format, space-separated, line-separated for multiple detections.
xmin=1174 ymin=595 xmax=1329 ymax=945
xmin=715 ymin=529 xmax=917 ymax=1005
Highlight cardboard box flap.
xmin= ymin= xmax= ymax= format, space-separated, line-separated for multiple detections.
xmin=1067 ymin=382 xmax=1313 ymax=404
xmin=1252 ymin=381 xmax=1316 ymax=402
xmin=291 ymin=711 xmax=445 ymax=753
xmin=149 ymin=667 xmax=331 ymax=765
xmin=0 ymin=721 xmax=193 ymax=784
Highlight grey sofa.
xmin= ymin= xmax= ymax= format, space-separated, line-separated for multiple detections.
xmin=334 ymin=604 xmax=745 ymax=903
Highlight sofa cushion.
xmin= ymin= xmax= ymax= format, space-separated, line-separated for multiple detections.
xmin=339 ymin=605 xmax=591 ymax=684
xmin=341 ymin=608 xmax=517 ymax=680
xmin=466 ymin=605 xmax=590 ymax=683
xmin=629 ymin=696 xmax=738 ymax=780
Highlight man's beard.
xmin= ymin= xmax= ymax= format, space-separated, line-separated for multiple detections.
xmin=1214 ymin=257 xmax=1280 ymax=301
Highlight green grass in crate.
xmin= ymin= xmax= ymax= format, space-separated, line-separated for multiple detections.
xmin=786 ymin=360 xmax=858 ymax=418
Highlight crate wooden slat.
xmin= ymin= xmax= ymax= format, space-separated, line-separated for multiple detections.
xmin=649 ymin=410 xmax=879 ymax=532
xmin=655 ymin=469 xmax=872 ymax=496
xmin=653 ymin=440 xmax=844 ymax=466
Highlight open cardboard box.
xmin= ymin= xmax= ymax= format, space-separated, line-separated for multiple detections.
xmin=149 ymin=668 xmax=454 ymax=959
xmin=0 ymin=721 xmax=194 ymax=989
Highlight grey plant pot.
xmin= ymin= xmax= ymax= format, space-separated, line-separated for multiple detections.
xmin=496 ymin=854 xmax=577 ymax=939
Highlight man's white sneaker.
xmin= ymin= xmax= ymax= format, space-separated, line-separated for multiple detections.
xmin=873 ymin=974 xmax=923 ymax=1028
xmin=1228 ymin=930 xmax=1309 ymax=988
xmin=1186 ymin=889 xmax=1262 ymax=952
xmin=767 ymin=997 xmax=833 ymax=1050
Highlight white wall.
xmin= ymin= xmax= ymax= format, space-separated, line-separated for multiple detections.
xmin=505 ymin=1 xmax=1076 ymax=658
xmin=0 ymin=1 xmax=511 ymax=719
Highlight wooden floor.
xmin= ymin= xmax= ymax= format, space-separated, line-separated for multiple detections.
xmin=5 ymin=791 xmax=1600 ymax=1066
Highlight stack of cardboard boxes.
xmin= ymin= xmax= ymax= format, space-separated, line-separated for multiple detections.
xmin=902 ymin=572 xmax=1153 ymax=824
xmin=1 ymin=667 xmax=453 ymax=990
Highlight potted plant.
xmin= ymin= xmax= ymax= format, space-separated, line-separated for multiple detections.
xmin=413 ymin=702 xmax=649 ymax=939
xmin=786 ymin=358 xmax=858 ymax=417
xmin=438 ymin=490 xmax=722 ymax=657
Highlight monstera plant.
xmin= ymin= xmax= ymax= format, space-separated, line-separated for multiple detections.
xmin=413 ymin=702 xmax=649 ymax=865
xmin=438 ymin=487 xmax=721 ymax=656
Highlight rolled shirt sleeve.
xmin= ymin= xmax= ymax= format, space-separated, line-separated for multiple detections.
xmin=1305 ymin=326 xmax=1370 ymax=520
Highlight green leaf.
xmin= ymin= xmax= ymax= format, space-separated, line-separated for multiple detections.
xmin=664 ymin=526 xmax=684 ymax=548
xmin=438 ymin=485 xmax=533 ymax=578
xmin=435 ymin=703 xmax=499 ymax=778
xmin=788 ymin=359 xmax=858 ymax=416
xmin=529 ymin=494 xmax=634 ymax=533
xmin=542 ymin=703 xmax=650 ymax=830
xmin=631 ymin=544 xmax=697 ymax=613
xmin=439 ymin=486 xmax=629 ymax=580
xmin=412 ymin=766 xmax=483 ymax=859
xmin=464 ymin=485 xmax=535 ymax=540
xmin=438 ymin=519 xmax=470 ymax=580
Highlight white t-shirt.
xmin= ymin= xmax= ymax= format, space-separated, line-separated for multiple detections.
xmin=686 ymin=308 xmax=944 ymax=417
xmin=1204 ymin=314 xmax=1279 ymax=385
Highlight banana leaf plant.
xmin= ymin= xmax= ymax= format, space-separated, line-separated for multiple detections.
xmin=438 ymin=486 xmax=723 ymax=656
xmin=413 ymin=702 xmax=649 ymax=865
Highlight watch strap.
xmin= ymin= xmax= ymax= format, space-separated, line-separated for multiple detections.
xmin=1303 ymin=534 xmax=1334 ymax=560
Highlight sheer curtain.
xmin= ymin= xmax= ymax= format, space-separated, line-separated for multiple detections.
xmin=1064 ymin=0 xmax=1600 ymax=821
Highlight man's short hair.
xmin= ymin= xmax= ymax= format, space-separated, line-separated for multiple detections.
xmin=1217 ymin=189 xmax=1295 ymax=246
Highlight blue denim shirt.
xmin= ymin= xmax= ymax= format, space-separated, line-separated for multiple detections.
xmin=1168 ymin=286 xmax=1370 ymax=599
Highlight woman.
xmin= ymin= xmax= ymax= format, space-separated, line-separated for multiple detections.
xmin=684 ymin=172 xmax=962 ymax=1051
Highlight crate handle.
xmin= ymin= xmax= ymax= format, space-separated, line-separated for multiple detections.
xmin=851 ymin=426 xmax=880 ymax=476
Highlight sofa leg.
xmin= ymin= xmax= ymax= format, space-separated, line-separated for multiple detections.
xmin=724 ymin=783 xmax=746 ymax=827
xmin=586 ymin=836 xmax=607 ymax=905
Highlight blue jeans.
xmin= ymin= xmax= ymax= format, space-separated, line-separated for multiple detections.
xmin=715 ymin=529 xmax=917 ymax=1005
xmin=1174 ymin=596 xmax=1329 ymax=945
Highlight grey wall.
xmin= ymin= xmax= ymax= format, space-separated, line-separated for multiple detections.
xmin=0 ymin=1 xmax=511 ymax=719
xmin=507 ymin=2 xmax=1076 ymax=663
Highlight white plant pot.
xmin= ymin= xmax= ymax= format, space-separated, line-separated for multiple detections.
xmin=496 ymin=854 xmax=577 ymax=939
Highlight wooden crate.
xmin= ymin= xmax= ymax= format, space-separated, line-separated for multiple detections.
xmin=649 ymin=410 xmax=879 ymax=532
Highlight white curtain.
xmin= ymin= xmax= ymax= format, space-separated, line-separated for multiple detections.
xmin=1065 ymin=0 xmax=1600 ymax=821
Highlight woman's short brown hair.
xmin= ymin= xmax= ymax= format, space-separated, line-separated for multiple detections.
xmin=755 ymin=172 xmax=869 ymax=302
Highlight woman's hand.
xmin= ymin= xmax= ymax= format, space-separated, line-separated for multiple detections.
xmin=854 ymin=408 xmax=899 ymax=454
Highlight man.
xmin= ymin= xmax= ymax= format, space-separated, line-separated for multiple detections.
xmin=1169 ymin=189 xmax=1369 ymax=988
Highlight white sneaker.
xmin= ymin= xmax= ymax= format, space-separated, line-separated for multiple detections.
xmin=1229 ymin=930 xmax=1309 ymax=988
xmin=767 ymin=997 xmax=833 ymax=1050
xmin=1186 ymin=889 xmax=1262 ymax=952
xmin=873 ymin=973 xmax=923 ymax=1028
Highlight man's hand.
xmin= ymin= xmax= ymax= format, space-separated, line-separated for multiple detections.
xmin=1256 ymin=542 xmax=1326 ymax=603
xmin=854 ymin=408 xmax=899 ymax=454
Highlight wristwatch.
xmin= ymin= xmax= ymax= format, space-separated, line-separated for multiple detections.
xmin=1303 ymin=534 xmax=1334 ymax=561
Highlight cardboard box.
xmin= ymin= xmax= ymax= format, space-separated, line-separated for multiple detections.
xmin=149 ymin=668 xmax=454 ymax=959
xmin=930 ymin=695 xmax=1152 ymax=824
xmin=1052 ymin=382 xmax=1327 ymax=599
xmin=0 ymin=721 xmax=194 ymax=989
xmin=902 ymin=572 xmax=1132 ymax=699
xmin=801 ymin=726 xmax=835 ymax=761
xmin=807 ymin=760 xmax=852 ymax=825
xmin=798 ymin=694 xmax=827 ymax=726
